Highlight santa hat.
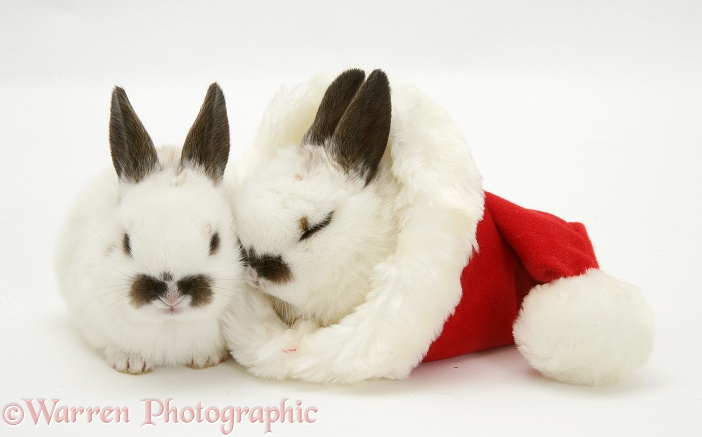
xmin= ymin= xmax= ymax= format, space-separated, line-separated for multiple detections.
xmin=424 ymin=192 xmax=655 ymax=386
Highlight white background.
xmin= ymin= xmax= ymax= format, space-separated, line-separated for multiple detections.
xmin=1 ymin=1 xmax=701 ymax=435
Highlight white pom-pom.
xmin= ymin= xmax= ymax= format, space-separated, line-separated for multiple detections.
xmin=513 ymin=268 xmax=654 ymax=386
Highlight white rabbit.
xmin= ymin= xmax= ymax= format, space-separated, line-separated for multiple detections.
xmin=223 ymin=69 xmax=473 ymax=382
xmin=56 ymin=84 xmax=242 ymax=374
xmin=234 ymin=69 xmax=397 ymax=326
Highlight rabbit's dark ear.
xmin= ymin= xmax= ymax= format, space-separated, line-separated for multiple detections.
xmin=331 ymin=69 xmax=391 ymax=184
xmin=303 ymin=69 xmax=366 ymax=145
xmin=181 ymin=83 xmax=230 ymax=182
xmin=109 ymin=87 xmax=159 ymax=183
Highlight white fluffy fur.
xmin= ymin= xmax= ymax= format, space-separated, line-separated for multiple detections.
xmin=223 ymin=72 xmax=484 ymax=383
xmin=56 ymin=148 xmax=242 ymax=373
xmin=513 ymin=268 xmax=655 ymax=386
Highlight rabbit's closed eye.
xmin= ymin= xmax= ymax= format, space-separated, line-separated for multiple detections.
xmin=299 ymin=212 xmax=333 ymax=241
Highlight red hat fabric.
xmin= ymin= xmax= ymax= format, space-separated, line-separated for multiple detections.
xmin=424 ymin=192 xmax=599 ymax=361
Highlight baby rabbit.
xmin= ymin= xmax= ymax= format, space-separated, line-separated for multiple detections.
xmin=224 ymin=69 xmax=412 ymax=381
xmin=235 ymin=69 xmax=396 ymax=326
xmin=56 ymin=84 xmax=242 ymax=373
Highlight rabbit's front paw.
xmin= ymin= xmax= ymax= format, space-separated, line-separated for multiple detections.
xmin=187 ymin=349 xmax=229 ymax=369
xmin=106 ymin=349 xmax=154 ymax=374
xmin=243 ymin=321 xmax=318 ymax=380
xmin=281 ymin=319 xmax=320 ymax=353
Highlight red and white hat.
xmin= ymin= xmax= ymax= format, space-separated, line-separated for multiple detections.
xmin=425 ymin=191 xmax=654 ymax=385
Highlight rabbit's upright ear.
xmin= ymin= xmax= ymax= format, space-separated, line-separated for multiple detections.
xmin=181 ymin=83 xmax=230 ymax=182
xmin=331 ymin=69 xmax=391 ymax=184
xmin=109 ymin=87 xmax=159 ymax=183
xmin=303 ymin=68 xmax=366 ymax=145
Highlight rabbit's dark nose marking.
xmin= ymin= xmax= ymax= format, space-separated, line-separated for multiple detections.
xmin=251 ymin=254 xmax=292 ymax=284
xmin=129 ymin=273 xmax=213 ymax=308
xmin=129 ymin=275 xmax=167 ymax=308
xmin=177 ymin=275 xmax=213 ymax=307
xmin=238 ymin=244 xmax=292 ymax=285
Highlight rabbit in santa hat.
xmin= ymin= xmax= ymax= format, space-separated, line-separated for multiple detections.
xmin=223 ymin=69 xmax=654 ymax=386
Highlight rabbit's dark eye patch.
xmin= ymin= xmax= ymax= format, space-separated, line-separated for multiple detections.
xmin=209 ymin=232 xmax=220 ymax=255
xmin=300 ymin=212 xmax=333 ymax=241
xmin=122 ymin=233 xmax=132 ymax=256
